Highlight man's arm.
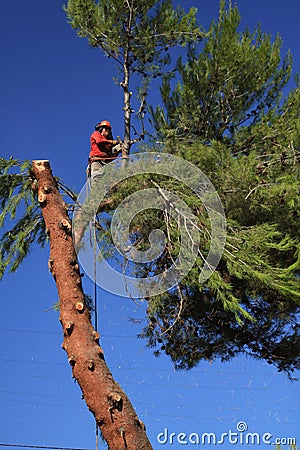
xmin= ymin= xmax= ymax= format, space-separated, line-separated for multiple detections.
xmin=93 ymin=131 xmax=117 ymax=146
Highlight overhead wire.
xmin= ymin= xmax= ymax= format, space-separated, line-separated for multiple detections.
xmin=0 ymin=356 xmax=298 ymax=379
xmin=0 ymin=396 xmax=299 ymax=425
xmin=0 ymin=397 xmax=85 ymax=410
xmin=0 ymin=328 xmax=139 ymax=339
xmin=1 ymin=290 xmax=299 ymax=435
xmin=0 ymin=390 xmax=297 ymax=416
xmin=0 ymin=443 xmax=91 ymax=450
xmin=0 ymin=374 xmax=294 ymax=391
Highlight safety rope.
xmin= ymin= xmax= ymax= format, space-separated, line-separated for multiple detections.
xmin=86 ymin=167 xmax=99 ymax=450
xmin=93 ymin=221 xmax=99 ymax=450
xmin=93 ymin=217 xmax=98 ymax=334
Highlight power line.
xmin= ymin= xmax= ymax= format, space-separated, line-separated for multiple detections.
xmin=0 ymin=390 xmax=77 ymax=400
xmin=0 ymin=391 xmax=296 ymax=416
xmin=0 ymin=328 xmax=138 ymax=339
xmin=0 ymin=357 xmax=286 ymax=377
xmin=0 ymin=358 xmax=65 ymax=367
xmin=0 ymin=444 xmax=91 ymax=450
xmin=0 ymin=397 xmax=85 ymax=410
xmin=0 ymin=400 xmax=299 ymax=428
xmin=0 ymin=370 xmax=295 ymax=391
xmin=0 ymin=329 xmax=59 ymax=335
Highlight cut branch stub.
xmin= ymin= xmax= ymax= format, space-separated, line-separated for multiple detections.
xmin=88 ymin=360 xmax=95 ymax=371
xmin=108 ymin=391 xmax=123 ymax=413
xmin=64 ymin=321 xmax=74 ymax=335
xmin=60 ymin=218 xmax=72 ymax=234
xmin=75 ymin=301 xmax=85 ymax=312
xmin=92 ymin=330 xmax=100 ymax=343
xmin=68 ymin=355 xmax=76 ymax=367
xmin=38 ymin=190 xmax=47 ymax=204
xmin=48 ymin=258 xmax=54 ymax=273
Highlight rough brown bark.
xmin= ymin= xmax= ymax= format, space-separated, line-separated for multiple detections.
xmin=31 ymin=160 xmax=153 ymax=450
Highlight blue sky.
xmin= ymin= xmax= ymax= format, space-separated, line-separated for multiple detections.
xmin=0 ymin=1 xmax=299 ymax=449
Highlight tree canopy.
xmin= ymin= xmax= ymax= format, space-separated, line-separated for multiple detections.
xmin=150 ymin=1 xmax=293 ymax=142
xmin=139 ymin=2 xmax=300 ymax=377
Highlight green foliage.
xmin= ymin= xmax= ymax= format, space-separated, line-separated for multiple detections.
xmin=64 ymin=0 xmax=203 ymax=149
xmin=0 ymin=158 xmax=47 ymax=278
xmin=138 ymin=145 xmax=300 ymax=374
xmin=275 ymin=444 xmax=297 ymax=450
xmin=150 ymin=0 xmax=292 ymax=142
xmin=78 ymin=3 xmax=299 ymax=372
xmin=138 ymin=2 xmax=300 ymax=376
xmin=64 ymin=0 xmax=201 ymax=70
xmin=0 ymin=159 xmax=76 ymax=280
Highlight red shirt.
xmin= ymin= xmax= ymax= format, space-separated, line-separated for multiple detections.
xmin=89 ymin=131 xmax=115 ymax=160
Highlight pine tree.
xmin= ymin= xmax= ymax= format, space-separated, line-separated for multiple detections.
xmin=141 ymin=1 xmax=300 ymax=377
xmin=64 ymin=0 xmax=202 ymax=156
xmin=150 ymin=0 xmax=292 ymax=142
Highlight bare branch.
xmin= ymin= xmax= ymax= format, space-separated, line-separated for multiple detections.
xmin=245 ymin=182 xmax=273 ymax=200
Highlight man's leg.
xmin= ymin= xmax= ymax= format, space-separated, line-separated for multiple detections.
xmin=90 ymin=160 xmax=105 ymax=183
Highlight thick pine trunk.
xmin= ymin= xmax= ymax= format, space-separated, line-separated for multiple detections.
xmin=31 ymin=160 xmax=153 ymax=450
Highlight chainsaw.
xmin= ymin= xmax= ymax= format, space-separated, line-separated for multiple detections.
xmin=111 ymin=136 xmax=123 ymax=156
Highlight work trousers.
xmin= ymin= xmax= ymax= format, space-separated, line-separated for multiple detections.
xmin=90 ymin=160 xmax=107 ymax=183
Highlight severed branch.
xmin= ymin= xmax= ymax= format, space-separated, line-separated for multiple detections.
xmin=244 ymin=182 xmax=272 ymax=200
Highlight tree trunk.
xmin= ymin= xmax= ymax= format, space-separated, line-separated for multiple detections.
xmin=121 ymin=60 xmax=132 ymax=158
xmin=31 ymin=160 xmax=153 ymax=450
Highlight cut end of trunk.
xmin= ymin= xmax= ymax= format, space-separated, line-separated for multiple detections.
xmin=32 ymin=160 xmax=51 ymax=171
xmin=38 ymin=191 xmax=47 ymax=204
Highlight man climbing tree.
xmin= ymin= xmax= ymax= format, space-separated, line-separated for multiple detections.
xmin=89 ymin=120 xmax=120 ymax=182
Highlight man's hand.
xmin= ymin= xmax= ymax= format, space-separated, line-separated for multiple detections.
xmin=111 ymin=143 xmax=123 ymax=156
